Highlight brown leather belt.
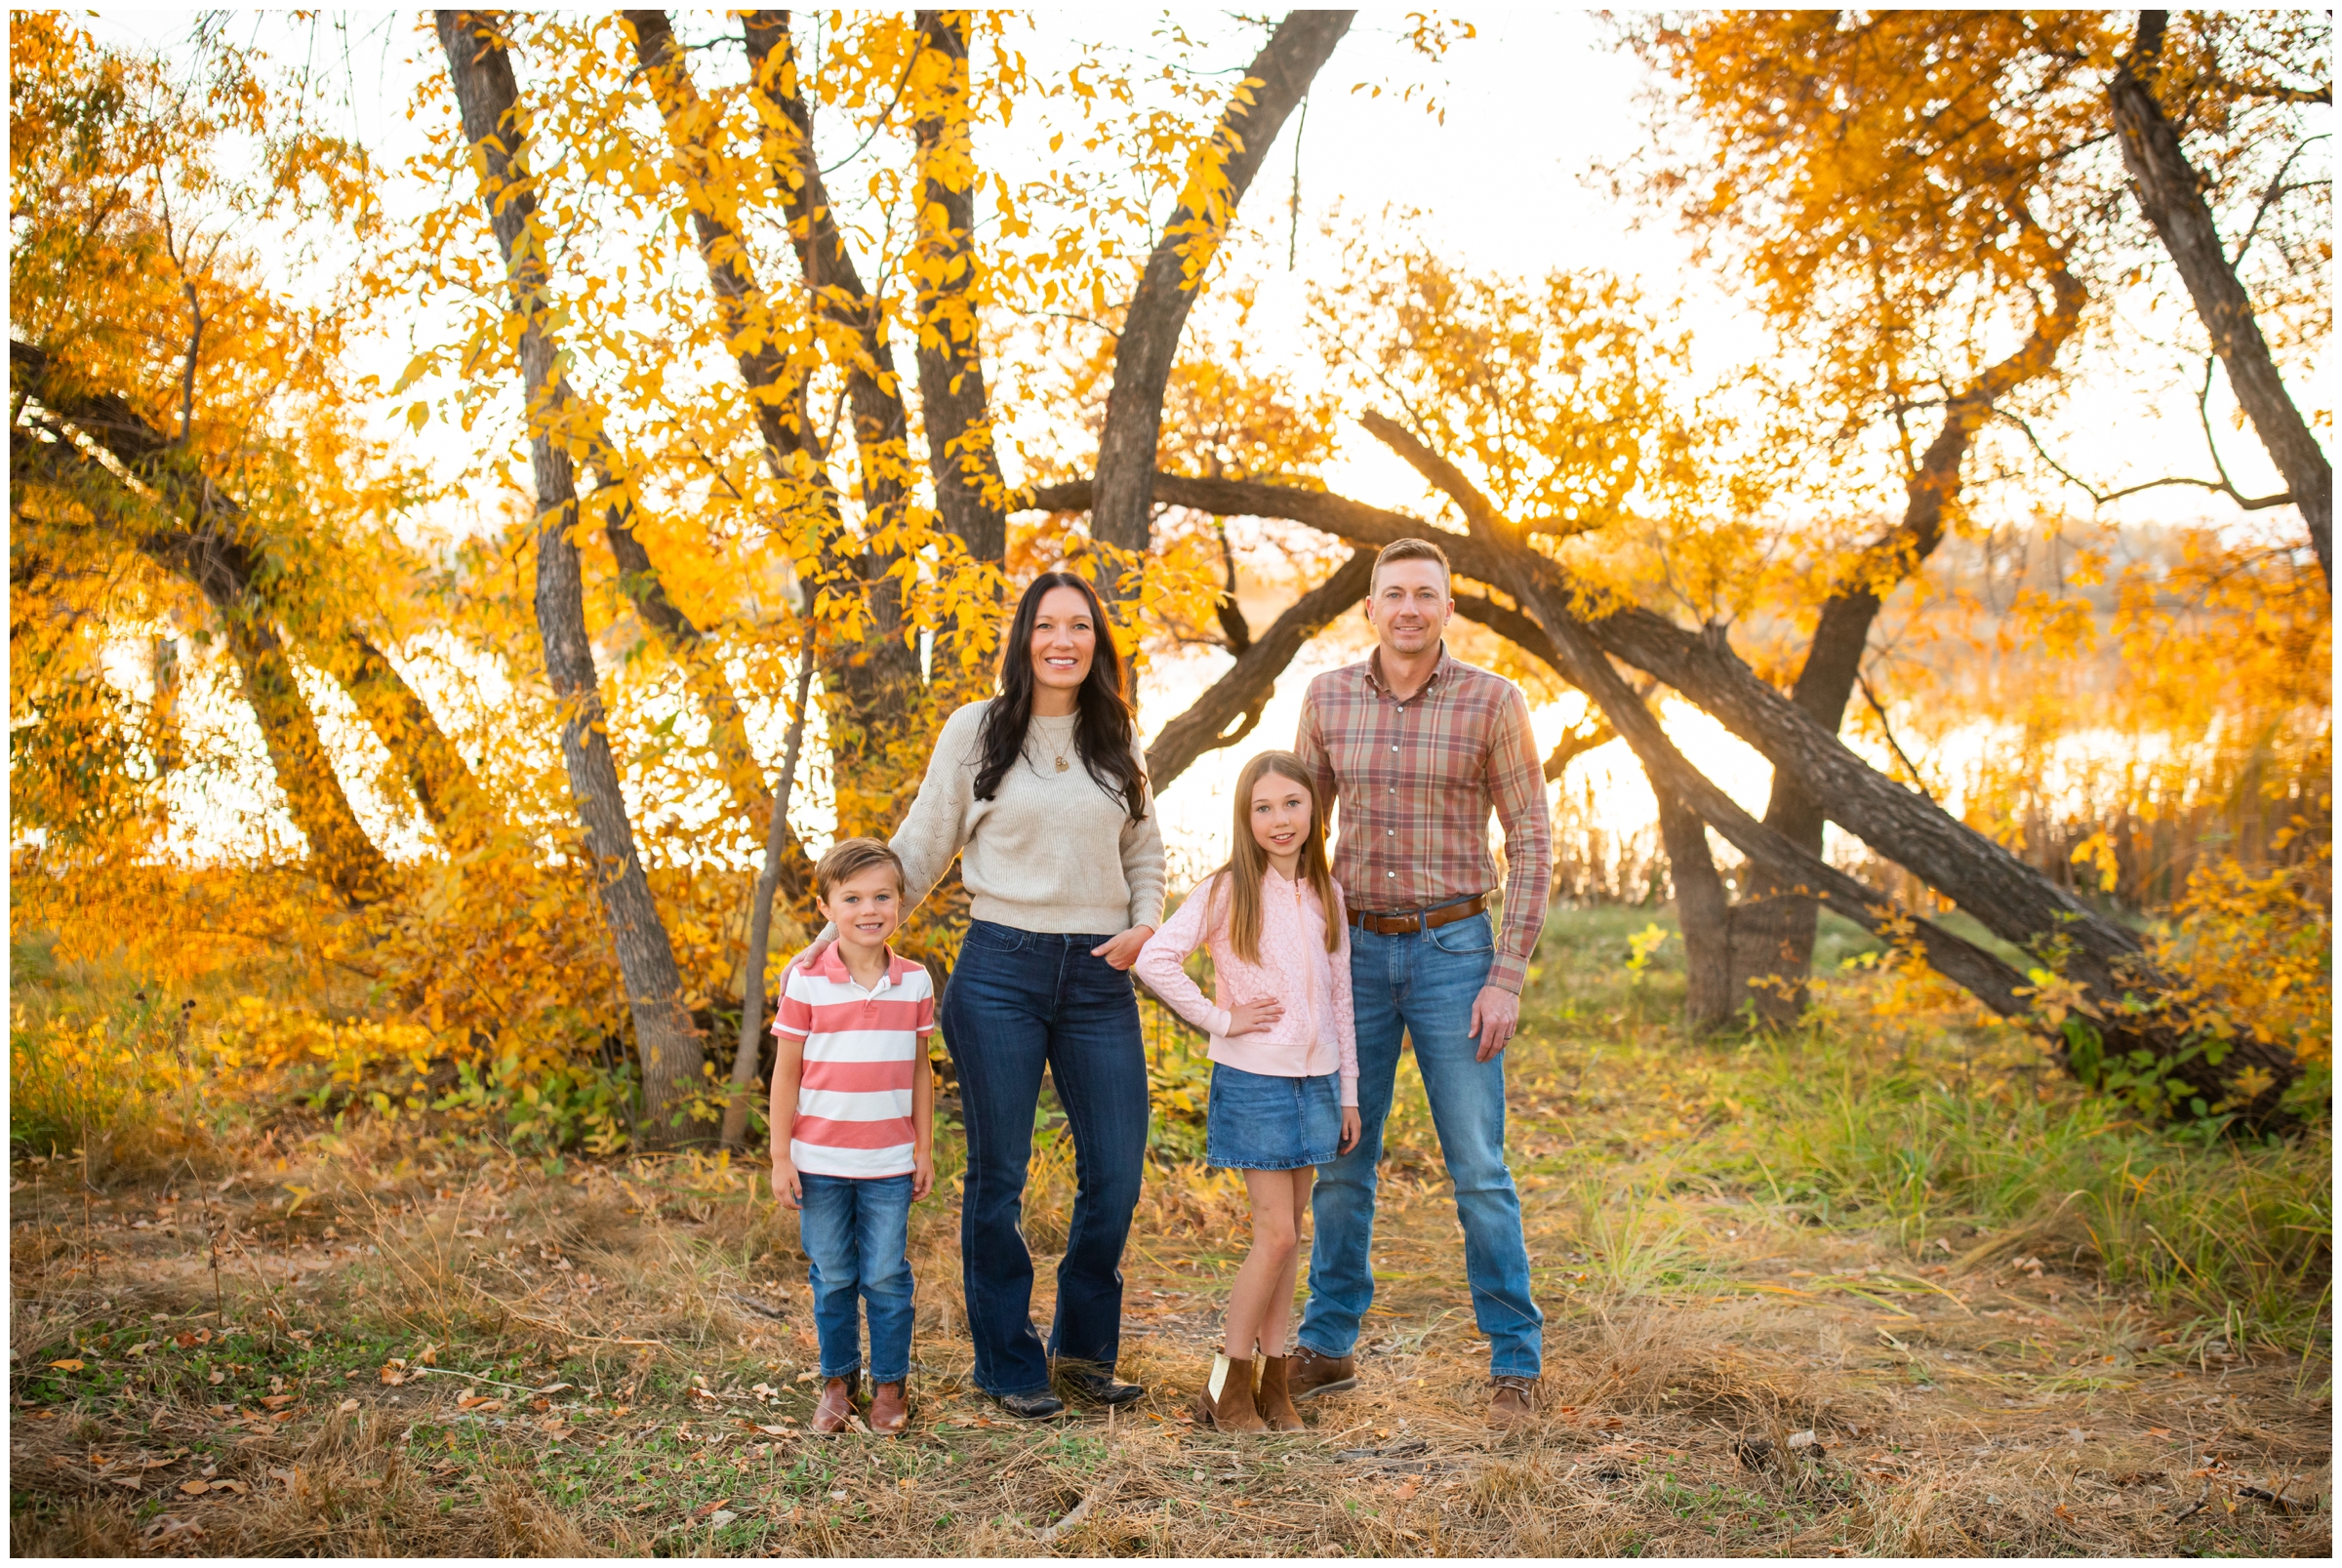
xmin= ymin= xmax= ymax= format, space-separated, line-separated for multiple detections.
xmin=1348 ymin=894 xmax=1487 ymax=936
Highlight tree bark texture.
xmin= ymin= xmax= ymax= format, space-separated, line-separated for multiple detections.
xmin=1725 ymin=256 xmax=2087 ymax=1025
xmin=437 ymin=9 xmax=706 ymax=1144
xmin=1145 ymin=547 xmax=1373 ymax=788
xmin=1654 ymin=781 xmax=1736 ymax=1031
xmin=1089 ymin=11 xmax=1353 ymax=608
xmin=2110 ymin=11 xmax=2331 ymax=583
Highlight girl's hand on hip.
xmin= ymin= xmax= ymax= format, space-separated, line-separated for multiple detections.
xmin=1337 ymin=1106 xmax=1361 ymax=1154
xmin=1225 ymin=998 xmax=1285 ymax=1035
xmin=1089 ymin=925 xmax=1153 ymax=971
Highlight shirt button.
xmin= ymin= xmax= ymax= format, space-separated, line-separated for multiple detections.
xmin=1390 ymin=744 xmax=1398 ymax=753
xmin=1387 ymin=871 xmax=1395 ymax=879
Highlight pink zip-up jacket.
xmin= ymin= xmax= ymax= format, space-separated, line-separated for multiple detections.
xmin=1134 ymin=869 xmax=1359 ymax=1106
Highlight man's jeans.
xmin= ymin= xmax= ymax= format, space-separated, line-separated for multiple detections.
xmin=938 ymin=920 xmax=1149 ymax=1397
xmin=1299 ymin=910 xmax=1543 ymax=1378
xmin=798 ymin=1172 xmax=916 ymax=1387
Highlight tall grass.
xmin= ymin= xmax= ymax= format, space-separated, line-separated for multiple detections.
xmin=1736 ymin=1024 xmax=2332 ymax=1354
xmin=9 ymin=992 xmax=219 ymax=1173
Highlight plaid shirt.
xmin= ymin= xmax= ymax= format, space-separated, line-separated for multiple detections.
xmin=1295 ymin=644 xmax=1553 ymax=994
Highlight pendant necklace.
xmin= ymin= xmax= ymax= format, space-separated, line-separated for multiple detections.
xmin=1043 ymin=725 xmax=1072 ymax=773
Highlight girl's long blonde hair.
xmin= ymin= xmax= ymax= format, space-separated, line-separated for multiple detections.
xmin=1211 ymin=750 xmax=1341 ymax=965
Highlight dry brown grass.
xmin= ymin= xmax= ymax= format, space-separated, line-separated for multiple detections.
xmin=9 ymin=1101 xmax=2330 ymax=1557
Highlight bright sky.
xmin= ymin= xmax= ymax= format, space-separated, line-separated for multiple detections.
xmin=76 ymin=9 xmax=2306 ymax=888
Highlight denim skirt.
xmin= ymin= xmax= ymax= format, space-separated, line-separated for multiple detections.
xmin=1205 ymin=1062 xmax=1341 ymax=1171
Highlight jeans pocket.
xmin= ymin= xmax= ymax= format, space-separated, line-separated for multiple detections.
xmin=961 ymin=920 xmax=1028 ymax=955
xmin=1428 ymin=911 xmax=1495 ymax=955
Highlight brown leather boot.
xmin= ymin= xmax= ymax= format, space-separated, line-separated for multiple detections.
xmin=811 ymin=1374 xmax=859 ymax=1434
xmin=1254 ymin=1356 xmax=1304 ymax=1431
xmin=868 ymin=1380 xmax=909 ymax=1436
xmin=1487 ymin=1374 xmax=1540 ymax=1430
xmin=1286 ymin=1345 xmax=1358 ymax=1402
xmin=1189 ymin=1354 xmax=1265 ymax=1432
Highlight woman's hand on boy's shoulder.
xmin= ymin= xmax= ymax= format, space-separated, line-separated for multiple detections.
xmin=787 ymin=936 xmax=835 ymax=978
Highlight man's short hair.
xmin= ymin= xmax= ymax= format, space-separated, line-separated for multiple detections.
xmin=814 ymin=836 xmax=906 ymax=902
xmin=1372 ymin=536 xmax=1452 ymax=593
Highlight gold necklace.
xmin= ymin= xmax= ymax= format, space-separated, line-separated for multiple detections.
xmin=1040 ymin=722 xmax=1073 ymax=773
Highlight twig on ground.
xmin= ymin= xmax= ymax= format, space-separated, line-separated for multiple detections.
xmin=1036 ymin=1487 xmax=1104 ymax=1544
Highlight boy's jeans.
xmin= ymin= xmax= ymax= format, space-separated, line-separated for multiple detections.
xmin=1297 ymin=911 xmax=1544 ymax=1379
xmin=799 ymin=1172 xmax=915 ymax=1386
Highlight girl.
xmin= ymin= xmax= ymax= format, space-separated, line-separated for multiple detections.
xmin=1134 ymin=750 xmax=1360 ymax=1432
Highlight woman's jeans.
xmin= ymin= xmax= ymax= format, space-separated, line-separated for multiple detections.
xmin=939 ymin=920 xmax=1149 ymax=1397
xmin=798 ymin=1172 xmax=915 ymax=1386
xmin=1297 ymin=911 xmax=1544 ymax=1379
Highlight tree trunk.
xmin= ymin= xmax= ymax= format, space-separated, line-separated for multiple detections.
xmin=2110 ymin=11 xmax=2331 ymax=584
xmin=1655 ymin=781 xmax=1735 ymax=1032
xmin=720 ymin=633 xmax=818 ymax=1148
xmin=744 ymin=9 xmax=930 ymax=838
xmin=1089 ymin=12 xmax=1353 ymax=613
xmin=437 ymin=9 xmax=706 ymax=1146
xmin=909 ymin=9 xmax=1008 ymax=574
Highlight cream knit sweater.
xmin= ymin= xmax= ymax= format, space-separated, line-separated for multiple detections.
xmin=865 ymin=699 xmax=1165 ymax=938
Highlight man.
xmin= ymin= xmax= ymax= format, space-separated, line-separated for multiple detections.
xmin=1290 ymin=536 xmax=1553 ymax=1428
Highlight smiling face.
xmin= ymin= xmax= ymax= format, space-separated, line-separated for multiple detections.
xmin=1363 ymin=557 xmax=1452 ymax=659
xmin=1248 ymin=769 xmax=1315 ymax=867
xmin=1029 ymin=584 xmax=1098 ymax=703
xmin=816 ymin=863 xmax=904 ymax=952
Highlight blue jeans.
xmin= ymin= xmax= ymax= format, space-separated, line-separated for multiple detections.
xmin=798 ymin=1172 xmax=915 ymax=1386
xmin=938 ymin=920 xmax=1149 ymax=1397
xmin=1299 ymin=911 xmax=1543 ymax=1378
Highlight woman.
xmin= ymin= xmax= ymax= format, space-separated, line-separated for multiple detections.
xmin=792 ymin=571 xmax=1162 ymax=1419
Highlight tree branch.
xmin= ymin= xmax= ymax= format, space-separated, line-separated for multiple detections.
xmin=1145 ymin=547 xmax=1374 ymax=789
xmin=2111 ymin=9 xmax=2331 ymax=583
xmin=1090 ymin=11 xmax=1354 ymax=602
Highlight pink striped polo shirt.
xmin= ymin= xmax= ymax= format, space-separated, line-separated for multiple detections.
xmin=773 ymin=945 xmax=934 ymax=1179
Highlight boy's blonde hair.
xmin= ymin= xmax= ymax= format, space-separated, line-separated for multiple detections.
xmin=815 ymin=836 xmax=906 ymax=902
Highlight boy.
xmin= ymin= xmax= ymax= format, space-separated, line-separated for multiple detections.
xmin=771 ymin=837 xmax=936 ymax=1436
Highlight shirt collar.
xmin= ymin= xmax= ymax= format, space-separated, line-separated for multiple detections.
xmin=1363 ymin=642 xmax=1454 ymax=700
xmin=817 ymin=943 xmax=909 ymax=990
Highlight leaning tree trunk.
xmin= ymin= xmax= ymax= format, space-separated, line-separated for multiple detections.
xmin=437 ymin=9 xmax=706 ymax=1146
xmin=1089 ymin=10 xmax=1353 ymax=633
xmin=2110 ymin=10 xmax=2330 ymax=584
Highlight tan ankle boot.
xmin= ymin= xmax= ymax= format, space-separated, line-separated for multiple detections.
xmin=1190 ymin=1353 xmax=1265 ymax=1432
xmin=1254 ymin=1355 xmax=1304 ymax=1430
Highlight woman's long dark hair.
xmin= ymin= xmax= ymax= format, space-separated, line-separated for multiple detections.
xmin=973 ymin=571 xmax=1148 ymax=824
